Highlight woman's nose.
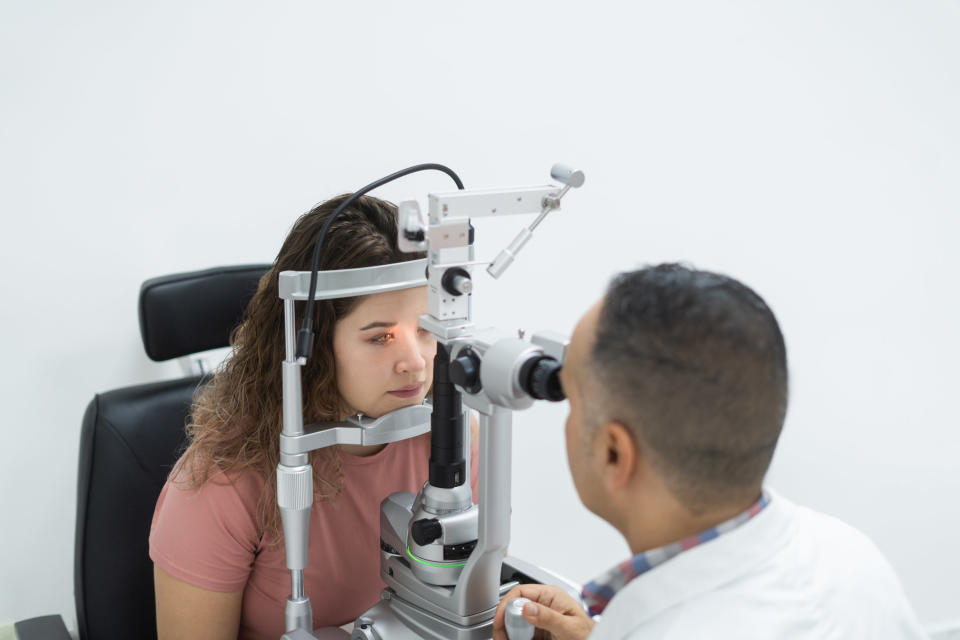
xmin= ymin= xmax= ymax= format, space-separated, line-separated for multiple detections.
xmin=395 ymin=329 xmax=428 ymax=374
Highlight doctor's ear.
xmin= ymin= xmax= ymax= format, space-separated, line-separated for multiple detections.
xmin=599 ymin=422 xmax=637 ymax=490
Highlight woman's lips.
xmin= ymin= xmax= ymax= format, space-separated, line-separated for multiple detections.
xmin=388 ymin=383 xmax=423 ymax=398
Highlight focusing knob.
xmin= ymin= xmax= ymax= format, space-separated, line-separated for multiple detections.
xmin=449 ymin=348 xmax=482 ymax=394
xmin=505 ymin=598 xmax=535 ymax=640
xmin=411 ymin=518 xmax=443 ymax=546
xmin=441 ymin=267 xmax=473 ymax=296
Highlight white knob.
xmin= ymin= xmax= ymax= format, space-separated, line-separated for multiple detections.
xmin=505 ymin=597 xmax=535 ymax=640
xmin=550 ymin=163 xmax=585 ymax=188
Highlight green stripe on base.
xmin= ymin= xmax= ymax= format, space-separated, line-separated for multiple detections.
xmin=406 ymin=543 xmax=468 ymax=568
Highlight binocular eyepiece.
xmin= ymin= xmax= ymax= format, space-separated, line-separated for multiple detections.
xmin=449 ymin=351 xmax=565 ymax=403
xmin=520 ymin=355 xmax=565 ymax=402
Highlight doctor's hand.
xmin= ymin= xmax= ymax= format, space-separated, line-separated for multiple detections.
xmin=492 ymin=584 xmax=595 ymax=640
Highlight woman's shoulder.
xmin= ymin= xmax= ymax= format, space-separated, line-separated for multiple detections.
xmin=167 ymin=458 xmax=266 ymax=498
xmin=157 ymin=459 xmax=267 ymax=532
xmin=152 ymin=461 xmax=266 ymax=549
xmin=151 ymin=461 xmax=266 ymax=592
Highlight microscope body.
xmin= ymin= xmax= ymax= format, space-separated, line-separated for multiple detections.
xmin=344 ymin=327 xmax=572 ymax=640
xmin=278 ymin=164 xmax=584 ymax=640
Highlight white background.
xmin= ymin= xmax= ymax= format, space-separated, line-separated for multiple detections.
xmin=1 ymin=0 xmax=958 ymax=634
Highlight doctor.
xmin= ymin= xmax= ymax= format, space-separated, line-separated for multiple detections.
xmin=493 ymin=264 xmax=926 ymax=640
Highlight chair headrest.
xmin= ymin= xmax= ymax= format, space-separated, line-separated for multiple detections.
xmin=138 ymin=264 xmax=271 ymax=361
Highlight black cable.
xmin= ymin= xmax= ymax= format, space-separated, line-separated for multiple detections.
xmin=296 ymin=163 xmax=465 ymax=360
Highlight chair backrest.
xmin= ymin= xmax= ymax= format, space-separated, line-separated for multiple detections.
xmin=73 ymin=264 xmax=270 ymax=640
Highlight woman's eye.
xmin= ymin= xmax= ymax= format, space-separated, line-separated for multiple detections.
xmin=370 ymin=333 xmax=394 ymax=345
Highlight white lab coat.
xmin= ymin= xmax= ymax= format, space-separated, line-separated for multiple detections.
xmin=590 ymin=490 xmax=927 ymax=639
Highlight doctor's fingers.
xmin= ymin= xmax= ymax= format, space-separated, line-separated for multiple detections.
xmin=492 ymin=585 xmax=587 ymax=637
xmin=517 ymin=598 xmax=594 ymax=640
xmin=494 ymin=584 xmax=553 ymax=631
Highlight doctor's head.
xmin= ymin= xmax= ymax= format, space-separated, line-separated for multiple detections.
xmin=561 ymin=264 xmax=788 ymax=530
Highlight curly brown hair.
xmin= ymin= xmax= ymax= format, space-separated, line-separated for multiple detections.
xmin=173 ymin=194 xmax=424 ymax=542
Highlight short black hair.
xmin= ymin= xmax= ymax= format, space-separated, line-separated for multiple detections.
xmin=589 ymin=264 xmax=788 ymax=512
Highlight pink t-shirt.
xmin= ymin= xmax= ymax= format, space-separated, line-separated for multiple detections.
xmin=149 ymin=433 xmax=479 ymax=640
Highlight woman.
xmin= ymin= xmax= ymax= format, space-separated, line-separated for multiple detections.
xmin=149 ymin=194 xmax=479 ymax=640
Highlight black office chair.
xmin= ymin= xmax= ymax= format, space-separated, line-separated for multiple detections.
xmin=15 ymin=264 xmax=270 ymax=640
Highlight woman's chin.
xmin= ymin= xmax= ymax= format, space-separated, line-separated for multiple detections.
xmin=361 ymin=395 xmax=426 ymax=419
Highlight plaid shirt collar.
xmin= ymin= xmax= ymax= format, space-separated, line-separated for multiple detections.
xmin=581 ymin=491 xmax=771 ymax=617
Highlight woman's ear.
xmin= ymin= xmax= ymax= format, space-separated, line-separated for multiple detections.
xmin=599 ymin=422 xmax=637 ymax=492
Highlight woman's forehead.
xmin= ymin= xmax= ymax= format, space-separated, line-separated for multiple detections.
xmin=344 ymin=286 xmax=428 ymax=323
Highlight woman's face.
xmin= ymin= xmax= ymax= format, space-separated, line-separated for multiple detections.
xmin=332 ymin=286 xmax=436 ymax=419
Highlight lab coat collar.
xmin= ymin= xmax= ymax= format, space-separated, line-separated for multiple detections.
xmin=593 ymin=488 xmax=796 ymax=637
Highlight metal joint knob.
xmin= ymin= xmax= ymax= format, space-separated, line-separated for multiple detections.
xmin=411 ymin=518 xmax=443 ymax=546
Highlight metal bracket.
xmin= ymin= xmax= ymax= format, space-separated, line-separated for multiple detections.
xmin=280 ymin=404 xmax=432 ymax=455
xmin=278 ymin=260 xmax=428 ymax=302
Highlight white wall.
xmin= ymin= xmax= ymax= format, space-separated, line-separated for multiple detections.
xmin=2 ymin=0 xmax=958 ymax=633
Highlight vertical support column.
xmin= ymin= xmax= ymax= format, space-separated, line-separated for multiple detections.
xmin=279 ymin=298 xmax=314 ymax=633
xmin=453 ymin=405 xmax=512 ymax=615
